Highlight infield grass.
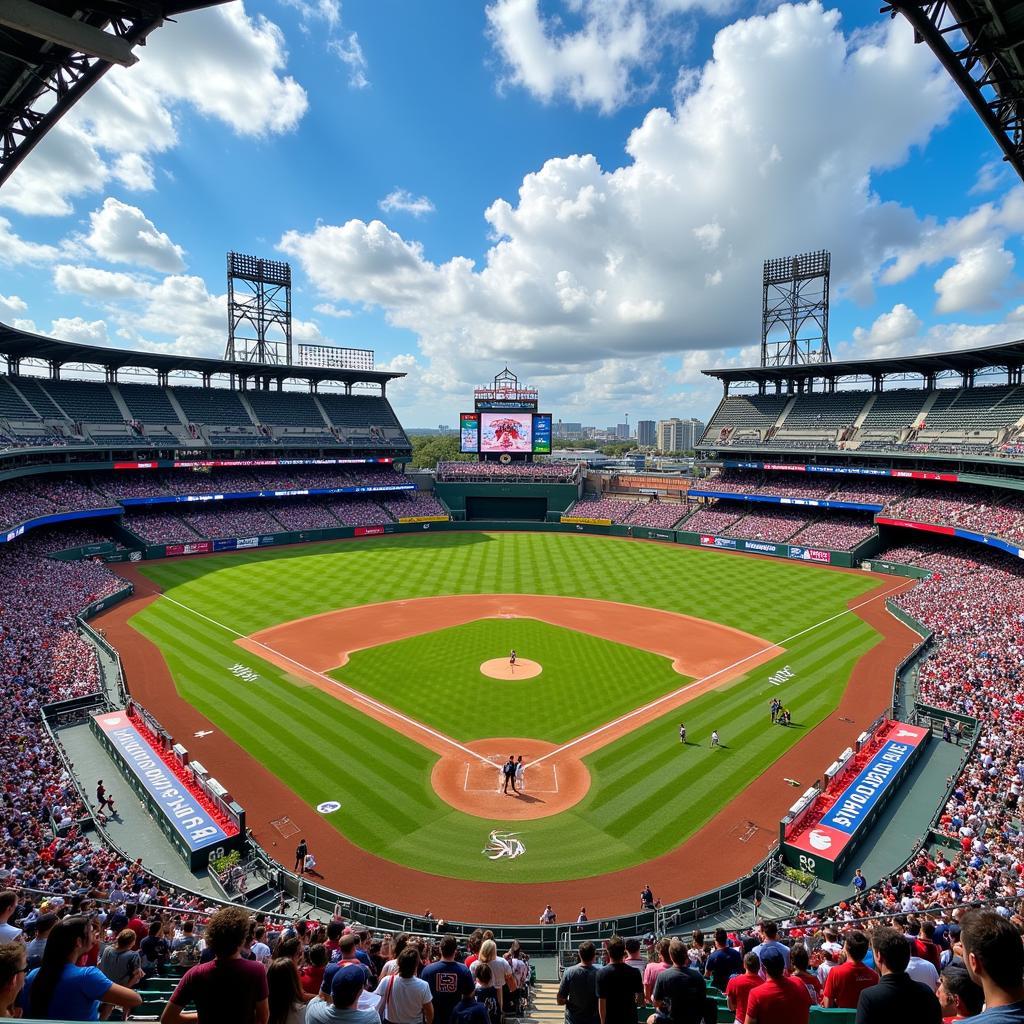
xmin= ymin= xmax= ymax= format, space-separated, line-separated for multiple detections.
xmin=130 ymin=532 xmax=888 ymax=882
xmin=333 ymin=618 xmax=692 ymax=744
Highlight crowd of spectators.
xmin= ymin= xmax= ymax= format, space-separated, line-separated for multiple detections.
xmin=0 ymin=477 xmax=112 ymax=533
xmin=677 ymin=503 xmax=744 ymax=534
xmin=381 ymin=493 xmax=449 ymax=519
xmin=788 ymin=515 xmax=877 ymax=551
xmin=721 ymin=509 xmax=809 ymax=543
xmin=699 ymin=470 xmax=911 ymax=507
xmin=622 ymin=501 xmax=687 ymax=529
xmin=436 ymin=461 xmax=579 ymax=482
xmin=564 ymin=497 xmax=640 ymax=523
xmin=122 ymin=512 xmax=202 ymax=546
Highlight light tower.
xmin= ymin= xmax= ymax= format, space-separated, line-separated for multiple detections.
xmin=760 ymin=250 xmax=831 ymax=367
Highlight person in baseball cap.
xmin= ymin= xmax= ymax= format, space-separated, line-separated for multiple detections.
xmin=306 ymin=964 xmax=378 ymax=1024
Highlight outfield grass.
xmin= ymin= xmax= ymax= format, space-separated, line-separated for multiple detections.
xmin=333 ymin=618 xmax=692 ymax=744
xmin=130 ymin=532 xmax=886 ymax=882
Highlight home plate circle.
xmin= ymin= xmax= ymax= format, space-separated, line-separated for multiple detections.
xmin=480 ymin=658 xmax=542 ymax=680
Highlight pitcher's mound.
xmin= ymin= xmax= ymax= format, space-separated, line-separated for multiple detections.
xmin=481 ymin=658 xmax=542 ymax=680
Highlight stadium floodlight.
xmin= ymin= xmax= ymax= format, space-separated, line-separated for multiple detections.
xmin=225 ymin=252 xmax=293 ymax=366
xmin=761 ymin=250 xmax=832 ymax=368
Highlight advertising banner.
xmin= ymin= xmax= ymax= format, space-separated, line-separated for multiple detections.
xmin=164 ymin=542 xmax=212 ymax=556
xmin=354 ymin=525 xmax=387 ymax=536
xmin=398 ymin=516 xmax=449 ymax=524
xmin=788 ymin=546 xmax=831 ymax=564
xmin=92 ymin=712 xmax=228 ymax=851
xmin=1 ymin=506 xmax=124 ymax=545
xmin=560 ymin=516 xmax=613 ymax=527
xmin=699 ymin=535 xmax=737 ymax=549
xmin=875 ymin=517 xmax=955 ymax=536
xmin=532 ymin=413 xmax=552 ymax=454
xmin=114 ymin=457 xmax=395 ymax=470
xmin=460 ymin=413 xmax=480 ymax=453
xmin=743 ymin=540 xmax=783 ymax=555
xmin=687 ymin=490 xmax=881 ymax=512
xmin=785 ymin=723 xmax=928 ymax=865
xmin=212 ymin=538 xmax=237 ymax=552
xmin=120 ymin=482 xmax=413 ymax=506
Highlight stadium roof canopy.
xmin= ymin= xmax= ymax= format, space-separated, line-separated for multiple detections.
xmin=703 ymin=338 xmax=1024 ymax=388
xmin=0 ymin=321 xmax=406 ymax=388
xmin=886 ymin=1 xmax=1024 ymax=181
xmin=0 ymin=0 xmax=228 ymax=188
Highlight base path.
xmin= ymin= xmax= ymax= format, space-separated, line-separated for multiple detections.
xmin=99 ymin=563 xmax=921 ymax=923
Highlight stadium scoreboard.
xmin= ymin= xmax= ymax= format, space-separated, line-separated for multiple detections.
xmin=460 ymin=368 xmax=552 ymax=459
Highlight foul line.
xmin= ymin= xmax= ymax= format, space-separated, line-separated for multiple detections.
xmin=524 ymin=577 xmax=919 ymax=769
xmin=158 ymin=594 xmax=502 ymax=770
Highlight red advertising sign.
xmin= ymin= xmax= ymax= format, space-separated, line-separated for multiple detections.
xmin=164 ymin=541 xmax=212 ymax=556
xmin=875 ymin=518 xmax=955 ymax=536
xmin=354 ymin=525 xmax=386 ymax=537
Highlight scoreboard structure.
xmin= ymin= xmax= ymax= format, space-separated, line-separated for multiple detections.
xmin=460 ymin=368 xmax=552 ymax=462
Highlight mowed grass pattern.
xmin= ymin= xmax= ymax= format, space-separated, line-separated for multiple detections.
xmin=131 ymin=533 xmax=888 ymax=882
xmin=333 ymin=619 xmax=692 ymax=744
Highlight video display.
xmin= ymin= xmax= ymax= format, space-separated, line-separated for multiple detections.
xmin=480 ymin=411 xmax=533 ymax=453
xmin=460 ymin=413 xmax=479 ymax=453
xmin=532 ymin=413 xmax=552 ymax=454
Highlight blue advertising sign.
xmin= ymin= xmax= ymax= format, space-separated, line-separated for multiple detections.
xmin=119 ymin=482 xmax=414 ymax=507
xmin=92 ymin=712 xmax=228 ymax=851
xmin=687 ymin=490 xmax=881 ymax=512
xmin=2 ymin=506 xmax=124 ymax=544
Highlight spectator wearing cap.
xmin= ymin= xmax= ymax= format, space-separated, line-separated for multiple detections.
xmin=937 ymin=966 xmax=984 ymax=1021
xmin=855 ymin=927 xmax=941 ymax=1024
xmin=162 ymin=906 xmax=269 ymax=1024
xmin=308 ymin=963 xmax=381 ymax=1024
xmin=959 ymin=908 xmax=1024 ymax=1021
xmin=821 ymin=930 xmax=876 ymax=1009
xmin=742 ymin=947 xmax=809 ymax=1024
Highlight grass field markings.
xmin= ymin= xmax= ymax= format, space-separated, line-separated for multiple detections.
xmin=157 ymin=593 xmax=502 ymax=770
xmin=525 ymin=576 xmax=917 ymax=770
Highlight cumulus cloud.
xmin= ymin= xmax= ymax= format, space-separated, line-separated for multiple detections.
xmin=0 ymin=294 xmax=27 ymax=316
xmin=54 ymin=265 xmax=148 ymax=300
xmin=84 ymin=199 xmax=186 ymax=273
xmin=328 ymin=33 xmax=370 ymax=88
xmin=487 ymin=0 xmax=659 ymax=113
xmin=280 ymin=3 xmax=955 ymax=415
xmin=934 ymin=243 xmax=1014 ymax=314
xmin=49 ymin=317 xmax=111 ymax=346
xmin=848 ymin=302 xmax=923 ymax=358
xmin=1 ymin=3 xmax=307 ymax=216
xmin=0 ymin=217 xmax=62 ymax=266
xmin=378 ymin=189 xmax=436 ymax=217
xmin=314 ymin=303 xmax=354 ymax=318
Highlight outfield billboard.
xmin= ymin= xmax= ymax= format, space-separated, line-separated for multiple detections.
xmin=460 ymin=413 xmax=480 ymax=453
xmin=480 ymin=412 xmax=533 ymax=453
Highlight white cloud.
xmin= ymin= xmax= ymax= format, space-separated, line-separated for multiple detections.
xmin=487 ymin=0 xmax=658 ymax=113
xmin=970 ymin=159 xmax=1012 ymax=196
xmin=934 ymin=243 xmax=1015 ymax=313
xmin=280 ymin=0 xmax=341 ymax=28
xmin=848 ymin=302 xmax=923 ymax=358
xmin=0 ymin=217 xmax=62 ymax=266
xmin=0 ymin=294 xmax=27 ymax=316
xmin=314 ymin=303 xmax=354 ymax=318
xmin=328 ymin=32 xmax=370 ymax=89
xmin=84 ymin=199 xmax=186 ymax=273
xmin=378 ymin=189 xmax=436 ymax=217
xmin=0 ymin=3 xmax=307 ymax=217
xmin=49 ymin=317 xmax=111 ymax=346
xmin=281 ymin=2 xmax=955 ymax=420
xmin=54 ymin=264 xmax=148 ymax=300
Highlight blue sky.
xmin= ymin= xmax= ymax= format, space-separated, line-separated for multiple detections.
xmin=2 ymin=1 xmax=1023 ymax=427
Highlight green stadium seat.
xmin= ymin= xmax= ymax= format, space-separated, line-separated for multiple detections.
xmin=809 ymin=1008 xmax=856 ymax=1023
xmin=715 ymin=1006 xmax=733 ymax=1023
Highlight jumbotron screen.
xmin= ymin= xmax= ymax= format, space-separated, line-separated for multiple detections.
xmin=480 ymin=412 xmax=532 ymax=453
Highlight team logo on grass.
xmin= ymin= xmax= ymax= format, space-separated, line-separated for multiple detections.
xmin=317 ymin=801 xmax=341 ymax=814
xmin=483 ymin=830 xmax=525 ymax=860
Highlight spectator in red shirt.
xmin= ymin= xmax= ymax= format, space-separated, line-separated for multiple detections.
xmin=126 ymin=906 xmax=147 ymax=950
xmin=821 ymin=930 xmax=877 ymax=1009
xmin=788 ymin=946 xmax=820 ymax=1006
xmin=301 ymin=944 xmax=329 ymax=995
xmin=743 ymin=948 xmax=810 ymax=1024
xmin=162 ymin=907 xmax=269 ymax=1024
xmin=725 ymin=953 xmax=763 ymax=1024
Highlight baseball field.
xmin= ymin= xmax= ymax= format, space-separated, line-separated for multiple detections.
xmin=105 ymin=530 xmax=914 ymax=909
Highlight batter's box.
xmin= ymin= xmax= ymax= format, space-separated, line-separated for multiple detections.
xmin=463 ymin=756 xmax=560 ymax=795
xmin=271 ymin=816 xmax=301 ymax=839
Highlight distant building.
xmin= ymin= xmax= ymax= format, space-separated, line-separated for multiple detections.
xmin=657 ymin=417 xmax=705 ymax=451
xmin=616 ymin=423 xmax=630 ymax=439
xmin=637 ymin=420 xmax=656 ymax=446
xmin=554 ymin=421 xmax=583 ymax=439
